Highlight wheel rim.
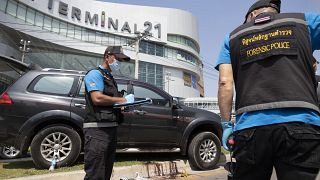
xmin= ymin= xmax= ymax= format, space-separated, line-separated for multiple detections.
xmin=199 ymin=138 xmax=217 ymax=163
xmin=2 ymin=146 xmax=20 ymax=158
xmin=40 ymin=132 xmax=72 ymax=162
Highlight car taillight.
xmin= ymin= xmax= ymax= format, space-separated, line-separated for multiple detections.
xmin=0 ymin=92 xmax=13 ymax=105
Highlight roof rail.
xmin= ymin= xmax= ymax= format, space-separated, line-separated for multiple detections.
xmin=42 ymin=68 xmax=87 ymax=74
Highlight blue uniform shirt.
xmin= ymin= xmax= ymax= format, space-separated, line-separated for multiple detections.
xmin=84 ymin=65 xmax=110 ymax=93
xmin=215 ymin=13 xmax=320 ymax=131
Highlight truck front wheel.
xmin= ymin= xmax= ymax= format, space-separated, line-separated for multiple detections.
xmin=188 ymin=132 xmax=221 ymax=170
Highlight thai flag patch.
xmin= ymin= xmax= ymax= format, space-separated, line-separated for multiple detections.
xmin=254 ymin=16 xmax=271 ymax=24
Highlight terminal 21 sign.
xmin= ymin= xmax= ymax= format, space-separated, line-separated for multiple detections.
xmin=47 ymin=0 xmax=162 ymax=38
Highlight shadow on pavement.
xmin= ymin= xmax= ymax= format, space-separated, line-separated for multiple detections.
xmin=2 ymin=160 xmax=36 ymax=170
xmin=115 ymin=152 xmax=187 ymax=163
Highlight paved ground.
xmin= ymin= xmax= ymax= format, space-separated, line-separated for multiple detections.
xmin=0 ymin=153 xmax=288 ymax=180
xmin=2 ymin=154 xmax=229 ymax=180
xmin=2 ymin=154 xmax=320 ymax=180
xmin=181 ymin=167 xmax=278 ymax=180
xmin=178 ymin=168 xmax=228 ymax=180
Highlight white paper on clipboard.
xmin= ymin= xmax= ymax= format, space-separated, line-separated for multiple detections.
xmin=113 ymin=98 xmax=152 ymax=109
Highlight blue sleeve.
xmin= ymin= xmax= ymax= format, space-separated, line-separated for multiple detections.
xmin=305 ymin=13 xmax=320 ymax=51
xmin=215 ymin=35 xmax=231 ymax=71
xmin=84 ymin=70 xmax=104 ymax=93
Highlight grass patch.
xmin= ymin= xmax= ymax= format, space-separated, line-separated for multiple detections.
xmin=0 ymin=161 xmax=84 ymax=179
xmin=0 ymin=153 xmax=186 ymax=179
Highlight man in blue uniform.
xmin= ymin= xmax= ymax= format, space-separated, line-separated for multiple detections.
xmin=83 ymin=46 xmax=134 ymax=180
xmin=215 ymin=0 xmax=320 ymax=179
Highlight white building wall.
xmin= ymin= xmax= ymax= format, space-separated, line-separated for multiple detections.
xmin=164 ymin=67 xmax=200 ymax=97
xmin=18 ymin=0 xmax=199 ymax=43
xmin=1 ymin=0 xmax=203 ymax=98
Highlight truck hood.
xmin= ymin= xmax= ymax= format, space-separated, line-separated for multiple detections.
xmin=181 ymin=105 xmax=221 ymax=122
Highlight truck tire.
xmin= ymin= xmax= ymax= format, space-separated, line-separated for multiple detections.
xmin=30 ymin=125 xmax=81 ymax=169
xmin=188 ymin=132 xmax=221 ymax=170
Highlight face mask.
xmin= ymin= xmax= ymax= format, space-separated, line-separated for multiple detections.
xmin=109 ymin=59 xmax=120 ymax=71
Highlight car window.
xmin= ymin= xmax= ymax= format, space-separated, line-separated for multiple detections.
xmin=133 ymin=85 xmax=169 ymax=107
xmin=78 ymin=80 xmax=127 ymax=97
xmin=30 ymin=75 xmax=75 ymax=96
xmin=0 ymin=59 xmax=25 ymax=94
xmin=0 ymin=74 xmax=15 ymax=95
xmin=79 ymin=81 xmax=86 ymax=97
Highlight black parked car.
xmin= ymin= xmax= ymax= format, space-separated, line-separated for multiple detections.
xmin=0 ymin=55 xmax=223 ymax=170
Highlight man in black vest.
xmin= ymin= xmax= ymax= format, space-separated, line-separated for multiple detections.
xmin=83 ymin=46 xmax=133 ymax=180
xmin=215 ymin=0 xmax=320 ymax=179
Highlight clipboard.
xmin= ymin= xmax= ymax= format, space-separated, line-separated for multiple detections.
xmin=113 ymin=98 xmax=152 ymax=109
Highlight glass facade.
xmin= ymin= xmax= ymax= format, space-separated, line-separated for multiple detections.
xmin=17 ymin=4 xmax=26 ymax=20
xmin=43 ymin=15 xmax=52 ymax=31
xmin=139 ymin=40 xmax=199 ymax=66
xmin=24 ymin=49 xmax=101 ymax=71
xmin=23 ymin=47 xmax=135 ymax=78
xmin=0 ymin=0 xmax=202 ymax=91
xmin=26 ymin=8 xmax=35 ymax=24
xmin=167 ymin=35 xmax=199 ymax=53
xmin=138 ymin=61 xmax=164 ymax=90
xmin=1 ymin=0 xmax=135 ymax=47
xmin=0 ymin=0 xmax=201 ymax=68
xmin=0 ymin=0 xmax=6 ymax=12
xmin=35 ymin=11 xmax=44 ymax=27
xmin=6 ymin=0 xmax=17 ymax=17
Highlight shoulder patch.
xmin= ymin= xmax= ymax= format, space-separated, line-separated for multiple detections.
xmin=255 ymin=16 xmax=271 ymax=24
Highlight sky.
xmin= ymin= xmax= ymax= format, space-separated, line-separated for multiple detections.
xmin=102 ymin=0 xmax=320 ymax=97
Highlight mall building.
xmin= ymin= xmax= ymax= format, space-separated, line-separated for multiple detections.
xmin=0 ymin=0 xmax=204 ymax=97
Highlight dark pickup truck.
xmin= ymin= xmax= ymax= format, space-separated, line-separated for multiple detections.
xmin=0 ymin=54 xmax=223 ymax=170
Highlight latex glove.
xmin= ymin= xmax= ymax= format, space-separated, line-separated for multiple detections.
xmin=222 ymin=121 xmax=234 ymax=151
xmin=124 ymin=94 xmax=134 ymax=104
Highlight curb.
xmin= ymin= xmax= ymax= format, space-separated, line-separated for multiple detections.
xmin=6 ymin=154 xmax=228 ymax=180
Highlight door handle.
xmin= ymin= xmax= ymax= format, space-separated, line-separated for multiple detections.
xmin=74 ymin=103 xmax=86 ymax=108
xmin=133 ymin=110 xmax=146 ymax=115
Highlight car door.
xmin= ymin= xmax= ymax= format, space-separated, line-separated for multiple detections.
xmin=129 ymin=82 xmax=178 ymax=146
xmin=70 ymin=77 xmax=131 ymax=145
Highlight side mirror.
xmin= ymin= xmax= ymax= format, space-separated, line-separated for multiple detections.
xmin=119 ymin=89 xmax=127 ymax=97
xmin=172 ymin=97 xmax=179 ymax=107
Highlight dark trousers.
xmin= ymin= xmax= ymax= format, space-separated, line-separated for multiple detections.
xmin=230 ymin=122 xmax=320 ymax=180
xmin=84 ymin=127 xmax=117 ymax=180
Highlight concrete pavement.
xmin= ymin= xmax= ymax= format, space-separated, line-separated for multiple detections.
xmin=5 ymin=154 xmax=229 ymax=180
xmin=5 ymin=154 xmax=319 ymax=180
